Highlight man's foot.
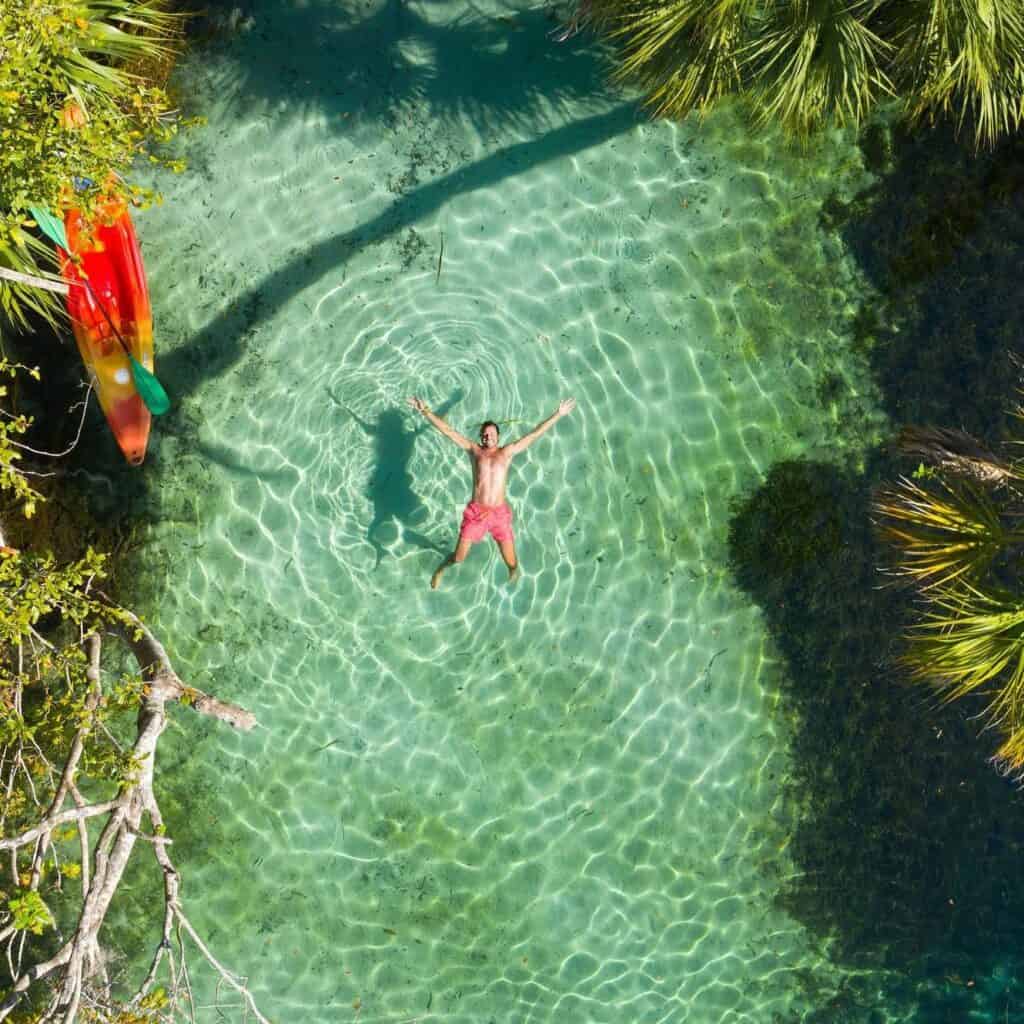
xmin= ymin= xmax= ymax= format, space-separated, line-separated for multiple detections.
xmin=507 ymin=564 xmax=520 ymax=585
xmin=431 ymin=553 xmax=458 ymax=590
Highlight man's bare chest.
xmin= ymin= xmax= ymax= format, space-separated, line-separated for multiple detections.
xmin=472 ymin=452 xmax=510 ymax=481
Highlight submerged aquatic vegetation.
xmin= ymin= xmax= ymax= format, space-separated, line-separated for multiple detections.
xmin=573 ymin=0 xmax=1024 ymax=145
xmin=723 ymin=120 xmax=1024 ymax=1002
xmin=875 ymin=414 xmax=1024 ymax=774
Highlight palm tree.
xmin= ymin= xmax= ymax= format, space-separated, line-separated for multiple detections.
xmin=874 ymin=415 xmax=1024 ymax=774
xmin=568 ymin=0 xmax=1024 ymax=146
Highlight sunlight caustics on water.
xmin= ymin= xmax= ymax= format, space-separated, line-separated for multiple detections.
xmin=121 ymin=0 xmax=895 ymax=1018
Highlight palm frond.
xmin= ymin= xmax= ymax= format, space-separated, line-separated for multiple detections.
xmin=581 ymin=0 xmax=1024 ymax=143
xmin=590 ymin=0 xmax=757 ymax=119
xmin=0 ymin=229 xmax=64 ymax=332
xmin=55 ymin=0 xmax=177 ymax=93
xmin=0 ymin=0 xmax=181 ymax=331
xmin=903 ymin=582 xmax=1024 ymax=749
xmin=991 ymin=718 xmax=1024 ymax=776
xmin=873 ymin=475 xmax=1013 ymax=588
xmin=887 ymin=0 xmax=1024 ymax=147
xmin=743 ymin=0 xmax=894 ymax=137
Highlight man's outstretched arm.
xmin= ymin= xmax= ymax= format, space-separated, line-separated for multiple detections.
xmin=506 ymin=398 xmax=576 ymax=455
xmin=407 ymin=396 xmax=475 ymax=450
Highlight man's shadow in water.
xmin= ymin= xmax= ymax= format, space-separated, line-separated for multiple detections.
xmin=329 ymin=388 xmax=463 ymax=567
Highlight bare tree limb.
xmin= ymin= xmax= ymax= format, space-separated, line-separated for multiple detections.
xmin=9 ymin=383 xmax=93 ymax=460
xmin=112 ymin=609 xmax=257 ymax=731
xmin=0 ymin=611 xmax=263 ymax=1022
xmin=0 ymin=266 xmax=69 ymax=295
xmin=170 ymin=908 xmax=269 ymax=1024
xmin=0 ymin=800 xmax=122 ymax=852
xmin=25 ymin=635 xmax=105 ymax=890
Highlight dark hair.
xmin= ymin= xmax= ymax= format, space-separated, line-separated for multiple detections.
xmin=480 ymin=420 xmax=500 ymax=436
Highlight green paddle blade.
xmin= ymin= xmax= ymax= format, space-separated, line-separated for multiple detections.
xmin=129 ymin=355 xmax=170 ymax=416
xmin=28 ymin=206 xmax=68 ymax=250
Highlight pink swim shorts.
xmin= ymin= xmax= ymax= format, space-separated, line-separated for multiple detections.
xmin=459 ymin=501 xmax=514 ymax=544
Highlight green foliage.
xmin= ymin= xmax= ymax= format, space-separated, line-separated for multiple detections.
xmin=76 ymin=990 xmax=168 ymax=1024
xmin=7 ymin=890 xmax=54 ymax=935
xmin=81 ymin=990 xmax=167 ymax=1024
xmin=0 ymin=0 xmax=184 ymax=329
xmin=0 ymin=539 xmax=137 ymax=809
xmin=875 ymin=419 xmax=1024 ymax=773
xmin=0 ymin=362 xmax=143 ymax=966
xmin=580 ymin=0 xmax=1024 ymax=145
xmin=0 ymin=357 xmax=43 ymax=519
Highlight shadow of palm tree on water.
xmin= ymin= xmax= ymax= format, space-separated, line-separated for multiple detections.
xmin=160 ymin=102 xmax=637 ymax=407
xmin=155 ymin=0 xmax=638 ymax=406
xmin=329 ymin=387 xmax=463 ymax=565
xmin=190 ymin=0 xmax=608 ymax=129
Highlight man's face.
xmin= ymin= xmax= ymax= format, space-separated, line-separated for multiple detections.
xmin=480 ymin=424 xmax=499 ymax=449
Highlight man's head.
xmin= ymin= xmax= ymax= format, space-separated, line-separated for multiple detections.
xmin=479 ymin=421 xmax=500 ymax=449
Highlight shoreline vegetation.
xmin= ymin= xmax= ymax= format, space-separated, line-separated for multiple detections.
xmin=4 ymin=0 xmax=1024 ymax=1021
xmin=0 ymin=3 xmax=273 ymax=1021
xmin=571 ymin=0 xmax=1024 ymax=147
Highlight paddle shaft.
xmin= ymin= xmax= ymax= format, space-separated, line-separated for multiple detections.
xmin=71 ymin=273 xmax=140 ymax=365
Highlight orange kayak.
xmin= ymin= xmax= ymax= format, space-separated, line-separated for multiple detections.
xmin=59 ymin=202 xmax=153 ymax=466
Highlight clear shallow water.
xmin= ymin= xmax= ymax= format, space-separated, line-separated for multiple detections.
xmin=119 ymin=0 xmax=897 ymax=1018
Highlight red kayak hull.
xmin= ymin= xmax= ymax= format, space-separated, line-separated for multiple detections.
xmin=59 ymin=202 xmax=153 ymax=466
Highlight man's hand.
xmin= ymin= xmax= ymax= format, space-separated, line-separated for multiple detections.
xmin=506 ymin=398 xmax=576 ymax=455
xmin=409 ymin=397 xmax=474 ymax=450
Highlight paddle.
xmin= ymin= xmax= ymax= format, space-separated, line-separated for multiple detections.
xmin=29 ymin=205 xmax=170 ymax=416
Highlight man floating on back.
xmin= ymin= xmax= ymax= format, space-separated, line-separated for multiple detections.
xmin=406 ymin=396 xmax=576 ymax=588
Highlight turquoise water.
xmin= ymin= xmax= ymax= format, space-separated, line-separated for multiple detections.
xmin=119 ymin=0 xmax=901 ymax=1018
